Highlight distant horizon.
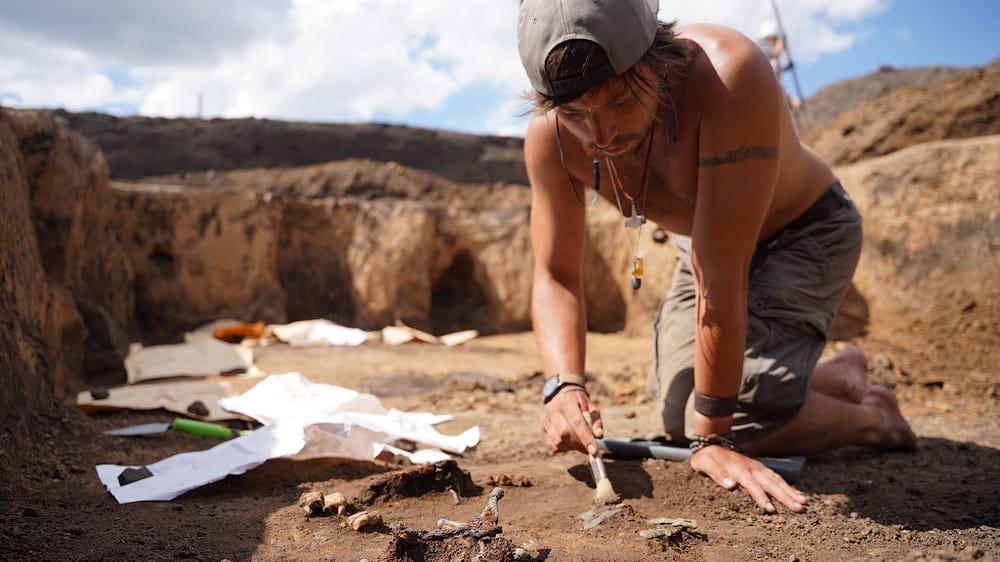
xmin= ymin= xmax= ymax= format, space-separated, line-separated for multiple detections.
xmin=34 ymin=59 xmax=989 ymax=140
xmin=2 ymin=1 xmax=997 ymax=137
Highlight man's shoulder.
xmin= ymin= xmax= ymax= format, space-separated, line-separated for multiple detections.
xmin=525 ymin=112 xmax=555 ymax=140
xmin=524 ymin=112 xmax=564 ymax=161
xmin=679 ymin=23 xmax=771 ymax=82
xmin=679 ymin=23 xmax=760 ymax=54
xmin=678 ymin=24 xmax=779 ymax=112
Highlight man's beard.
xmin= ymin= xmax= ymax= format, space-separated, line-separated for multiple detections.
xmin=591 ymin=113 xmax=658 ymax=159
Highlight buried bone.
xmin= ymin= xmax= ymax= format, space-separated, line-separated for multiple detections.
xmin=322 ymin=492 xmax=348 ymax=516
xmin=299 ymin=491 xmax=325 ymax=516
xmin=376 ymin=487 xmax=515 ymax=560
xmin=299 ymin=490 xmax=350 ymax=517
xmin=346 ymin=510 xmax=383 ymax=531
xmin=639 ymin=517 xmax=699 ymax=540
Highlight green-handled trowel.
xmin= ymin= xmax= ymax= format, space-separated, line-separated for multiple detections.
xmin=104 ymin=417 xmax=245 ymax=439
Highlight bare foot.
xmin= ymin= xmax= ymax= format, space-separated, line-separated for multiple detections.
xmin=861 ymin=385 xmax=918 ymax=450
xmin=811 ymin=345 xmax=868 ymax=403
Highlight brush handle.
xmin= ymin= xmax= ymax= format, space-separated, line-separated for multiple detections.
xmin=579 ymin=408 xmax=612 ymax=481
xmin=589 ymin=452 xmax=610 ymax=481
xmin=576 ymin=392 xmax=598 ymax=439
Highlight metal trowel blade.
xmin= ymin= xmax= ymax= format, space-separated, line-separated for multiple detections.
xmin=104 ymin=422 xmax=172 ymax=436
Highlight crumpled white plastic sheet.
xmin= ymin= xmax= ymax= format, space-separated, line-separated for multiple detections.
xmin=96 ymin=372 xmax=480 ymax=503
xmin=267 ymin=319 xmax=369 ymax=347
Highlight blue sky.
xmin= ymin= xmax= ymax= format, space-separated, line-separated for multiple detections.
xmin=0 ymin=0 xmax=996 ymax=137
xmin=795 ymin=0 xmax=999 ymax=97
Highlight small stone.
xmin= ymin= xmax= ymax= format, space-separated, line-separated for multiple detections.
xmin=90 ymin=386 xmax=110 ymax=400
xmin=186 ymin=400 xmax=210 ymax=417
xmin=581 ymin=508 xmax=621 ymax=530
xmin=986 ymin=384 xmax=999 ymax=398
xmin=957 ymin=546 xmax=984 ymax=561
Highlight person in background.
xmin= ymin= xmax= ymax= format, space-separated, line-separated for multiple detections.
xmin=757 ymin=20 xmax=802 ymax=110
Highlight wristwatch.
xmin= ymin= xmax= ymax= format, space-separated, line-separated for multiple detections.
xmin=542 ymin=373 xmax=586 ymax=404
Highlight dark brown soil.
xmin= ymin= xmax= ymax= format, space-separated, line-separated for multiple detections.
xmin=1 ymin=331 xmax=997 ymax=562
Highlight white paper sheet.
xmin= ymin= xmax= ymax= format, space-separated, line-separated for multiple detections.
xmin=217 ymin=372 xmax=386 ymax=424
xmin=76 ymin=378 xmax=241 ymax=421
xmin=96 ymin=372 xmax=480 ymax=503
xmin=96 ymin=421 xmax=308 ymax=503
xmin=124 ymin=331 xmax=253 ymax=383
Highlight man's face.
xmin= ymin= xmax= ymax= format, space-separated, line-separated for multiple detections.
xmin=555 ymin=75 xmax=659 ymax=158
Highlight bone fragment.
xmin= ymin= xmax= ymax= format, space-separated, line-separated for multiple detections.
xmin=347 ymin=510 xmax=383 ymax=531
xmin=298 ymin=491 xmax=325 ymax=516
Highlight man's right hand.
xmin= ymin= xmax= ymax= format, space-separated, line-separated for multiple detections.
xmin=539 ymin=388 xmax=604 ymax=456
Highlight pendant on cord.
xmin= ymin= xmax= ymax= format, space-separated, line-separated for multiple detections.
xmin=630 ymin=257 xmax=644 ymax=290
xmin=624 ymin=201 xmax=646 ymax=229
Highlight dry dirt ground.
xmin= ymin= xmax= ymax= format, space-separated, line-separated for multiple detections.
xmin=1 ymin=326 xmax=997 ymax=562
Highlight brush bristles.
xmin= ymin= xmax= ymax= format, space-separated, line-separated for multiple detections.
xmin=594 ymin=476 xmax=621 ymax=505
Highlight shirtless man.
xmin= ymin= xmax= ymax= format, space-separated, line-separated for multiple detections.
xmin=518 ymin=0 xmax=916 ymax=514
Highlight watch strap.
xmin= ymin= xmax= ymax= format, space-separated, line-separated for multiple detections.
xmin=542 ymin=373 xmax=587 ymax=404
xmin=552 ymin=373 xmax=585 ymax=387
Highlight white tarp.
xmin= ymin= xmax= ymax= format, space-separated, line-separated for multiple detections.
xmin=96 ymin=372 xmax=480 ymax=503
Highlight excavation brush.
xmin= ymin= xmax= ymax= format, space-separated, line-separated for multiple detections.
xmin=578 ymin=394 xmax=621 ymax=504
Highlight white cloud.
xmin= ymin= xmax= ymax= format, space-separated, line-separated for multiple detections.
xmin=0 ymin=0 xmax=293 ymax=66
xmin=486 ymin=97 xmax=533 ymax=138
xmin=0 ymin=0 xmax=891 ymax=135
xmin=660 ymin=0 xmax=891 ymax=63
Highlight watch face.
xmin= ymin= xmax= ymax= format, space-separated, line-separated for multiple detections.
xmin=542 ymin=376 xmax=560 ymax=400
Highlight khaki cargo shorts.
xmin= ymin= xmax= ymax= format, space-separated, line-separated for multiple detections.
xmin=648 ymin=181 xmax=862 ymax=443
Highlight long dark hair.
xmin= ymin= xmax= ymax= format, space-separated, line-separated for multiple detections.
xmin=525 ymin=22 xmax=692 ymax=113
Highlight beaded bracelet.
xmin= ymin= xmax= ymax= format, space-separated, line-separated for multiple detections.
xmin=689 ymin=433 xmax=743 ymax=454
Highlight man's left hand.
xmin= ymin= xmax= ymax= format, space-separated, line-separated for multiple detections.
xmin=689 ymin=446 xmax=809 ymax=513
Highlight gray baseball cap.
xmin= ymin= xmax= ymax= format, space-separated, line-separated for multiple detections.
xmin=517 ymin=0 xmax=658 ymax=101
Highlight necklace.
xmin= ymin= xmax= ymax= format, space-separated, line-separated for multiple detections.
xmin=607 ymin=121 xmax=656 ymax=290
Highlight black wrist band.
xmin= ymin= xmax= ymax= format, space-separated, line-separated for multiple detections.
xmin=693 ymin=390 xmax=739 ymax=417
xmin=689 ymin=433 xmax=742 ymax=454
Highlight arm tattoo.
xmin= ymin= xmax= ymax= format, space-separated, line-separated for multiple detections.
xmin=699 ymin=146 xmax=779 ymax=168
